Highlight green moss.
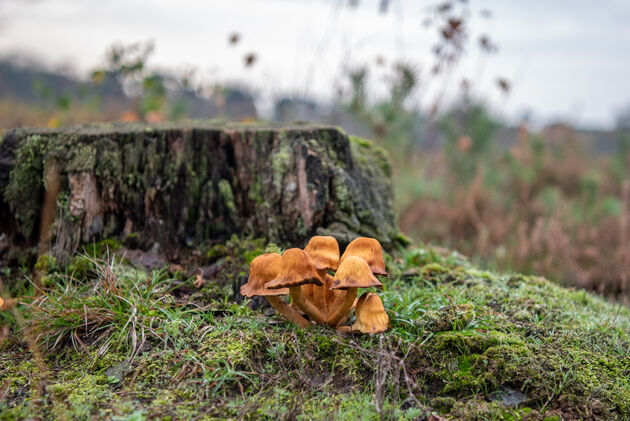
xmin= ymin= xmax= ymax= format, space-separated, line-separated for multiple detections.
xmin=349 ymin=135 xmax=373 ymax=147
xmin=218 ymin=179 xmax=238 ymax=223
xmin=65 ymin=254 xmax=96 ymax=280
xmin=84 ymin=238 xmax=123 ymax=257
xmin=349 ymin=135 xmax=393 ymax=178
xmin=263 ymin=242 xmax=283 ymax=255
xmin=331 ymin=175 xmax=352 ymax=210
xmin=2 ymin=241 xmax=629 ymax=420
xmin=248 ymin=175 xmax=264 ymax=204
xmin=58 ymin=239 xmax=124 ymax=281
xmin=4 ymin=135 xmax=48 ymax=237
xmin=429 ymin=330 xmax=525 ymax=355
xmin=66 ymin=145 xmax=97 ymax=172
xmin=394 ymin=232 xmax=413 ymax=246
xmin=371 ymin=145 xmax=393 ymax=178
xmin=122 ymin=232 xmax=140 ymax=248
xmin=34 ymin=253 xmax=57 ymax=273
xmin=49 ymin=373 xmax=112 ymax=419
xmin=205 ymin=243 xmax=229 ymax=263
xmin=418 ymin=304 xmax=475 ymax=332
xmin=271 ymin=140 xmax=292 ymax=190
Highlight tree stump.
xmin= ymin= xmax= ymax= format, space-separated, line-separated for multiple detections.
xmin=0 ymin=122 xmax=401 ymax=264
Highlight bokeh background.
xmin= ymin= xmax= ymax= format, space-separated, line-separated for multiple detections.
xmin=1 ymin=0 xmax=629 ymax=302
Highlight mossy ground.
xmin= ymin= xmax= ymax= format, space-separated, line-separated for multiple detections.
xmin=1 ymin=237 xmax=629 ymax=420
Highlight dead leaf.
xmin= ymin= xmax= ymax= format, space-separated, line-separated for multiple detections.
xmin=194 ymin=269 xmax=205 ymax=289
xmin=169 ymin=264 xmax=186 ymax=274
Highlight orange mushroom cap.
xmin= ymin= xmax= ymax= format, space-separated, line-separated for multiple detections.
xmin=304 ymin=236 xmax=340 ymax=271
xmin=266 ymin=248 xmax=323 ymax=289
xmin=330 ymin=256 xmax=382 ymax=290
xmin=240 ymin=253 xmax=289 ymax=297
xmin=339 ymin=237 xmax=388 ymax=276
xmin=352 ymin=292 xmax=389 ymax=333
xmin=355 ymin=290 xmax=369 ymax=309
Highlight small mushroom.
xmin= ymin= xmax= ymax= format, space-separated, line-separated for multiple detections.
xmin=266 ymin=248 xmax=326 ymax=324
xmin=240 ymin=253 xmax=309 ymax=328
xmin=339 ymin=237 xmax=388 ymax=276
xmin=304 ymin=235 xmax=340 ymax=273
xmin=326 ymin=256 xmax=383 ymax=327
xmin=303 ymin=236 xmax=340 ymax=315
xmin=346 ymin=292 xmax=390 ymax=334
xmin=0 ymin=296 xmax=16 ymax=312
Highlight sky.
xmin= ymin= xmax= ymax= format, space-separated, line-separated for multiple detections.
xmin=0 ymin=0 xmax=629 ymax=129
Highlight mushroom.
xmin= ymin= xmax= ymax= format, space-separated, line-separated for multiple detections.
xmin=326 ymin=256 xmax=382 ymax=327
xmin=343 ymin=292 xmax=390 ymax=334
xmin=266 ymin=248 xmax=326 ymax=324
xmin=240 ymin=253 xmax=309 ymax=328
xmin=339 ymin=237 xmax=388 ymax=276
xmin=303 ymin=236 xmax=340 ymax=315
xmin=324 ymin=273 xmax=344 ymax=316
xmin=0 ymin=296 xmax=16 ymax=311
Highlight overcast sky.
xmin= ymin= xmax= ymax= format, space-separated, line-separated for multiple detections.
xmin=0 ymin=0 xmax=629 ymax=129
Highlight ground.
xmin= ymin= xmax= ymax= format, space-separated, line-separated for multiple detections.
xmin=0 ymin=237 xmax=629 ymax=420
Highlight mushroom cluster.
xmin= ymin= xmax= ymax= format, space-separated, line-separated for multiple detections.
xmin=240 ymin=236 xmax=390 ymax=333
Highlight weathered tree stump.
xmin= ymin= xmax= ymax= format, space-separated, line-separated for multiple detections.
xmin=0 ymin=122 xmax=400 ymax=264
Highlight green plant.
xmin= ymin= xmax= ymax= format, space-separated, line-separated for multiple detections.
xmin=24 ymin=255 xmax=204 ymax=357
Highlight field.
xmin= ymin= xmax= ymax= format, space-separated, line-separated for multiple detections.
xmin=352 ymin=101 xmax=630 ymax=303
xmin=1 ymin=76 xmax=630 ymax=421
xmin=1 ymin=2 xmax=629 ymax=419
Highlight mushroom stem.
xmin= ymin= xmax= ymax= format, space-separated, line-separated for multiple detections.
xmin=326 ymin=288 xmax=357 ymax=327
xmin=315 ymin=268 xmax=328 ymax=315
xmin=336 ymin=325 xmax=352 ymax=333
xmin=290 ymin=287 xmax=326 ymax=324
xmin=0 ymin=297 xmax=17 ymax=311
xmin=266 ymin=296 xmax=310 ymax=328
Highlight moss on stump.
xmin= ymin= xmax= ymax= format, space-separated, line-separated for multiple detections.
xmin=0 ymin=121 xmax=399 ymax=263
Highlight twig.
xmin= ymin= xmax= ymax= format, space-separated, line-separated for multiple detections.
xmin=332 ymin=336 xmax=426 ymax=415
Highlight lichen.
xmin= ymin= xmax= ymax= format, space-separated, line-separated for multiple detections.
xmin=248 ymin=175 xmax=264 ymax=204
xmin=66 ymin=145 xmax=97 ymax=172
xmin=271 ymin=140 xmax=292 ymax=190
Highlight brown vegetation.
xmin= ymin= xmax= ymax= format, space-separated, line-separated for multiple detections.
xmin=399 ymin=126 xmax=630 ymax=302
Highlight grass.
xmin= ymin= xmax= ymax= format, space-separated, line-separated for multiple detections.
xmin=1 ymin=237 xmax=629 ymax=420
xmin=27 ymin=259 xmax=186 ymax=356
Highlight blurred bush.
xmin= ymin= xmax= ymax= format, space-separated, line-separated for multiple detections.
xmin=393 ymin=104 xmax=630 ymax=302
